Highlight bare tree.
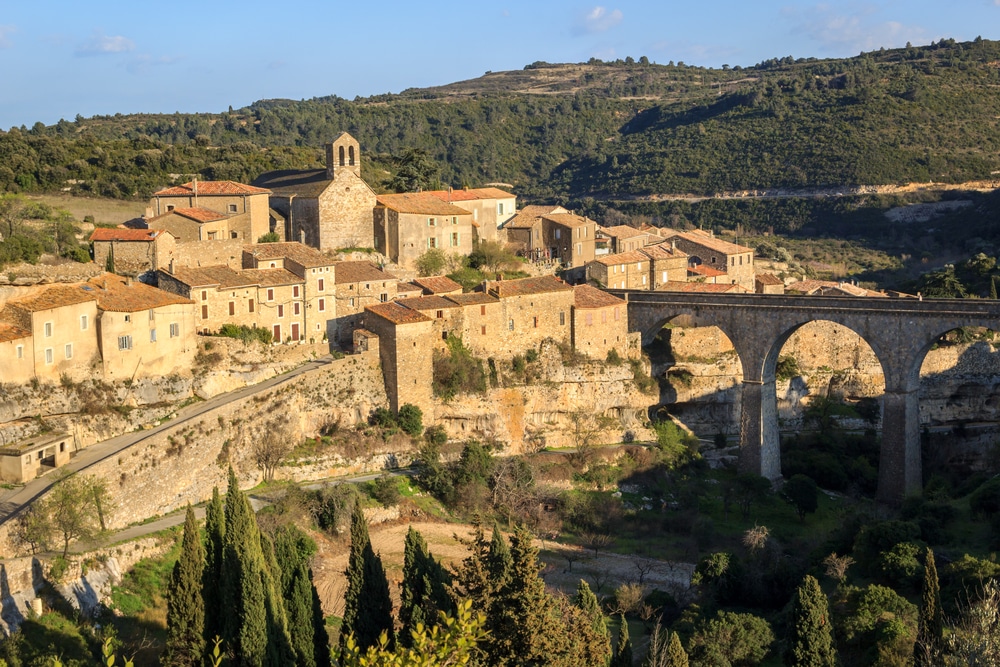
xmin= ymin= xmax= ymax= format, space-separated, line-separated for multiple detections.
xmin=251 ymin=421 xmax=294 ymax=482
xmin=0 ymin=194 xmax=28 ymax=239
xmin=613 ymin=582 xmax=645 ymax=616
xmin=584 ymin=532 xmax=614 ymax=556
xmin=633 ymin=557 xmax=657 ymax=585
xmin=822 ymin=552 xmax=855 ymax=583
xmin=590 ymin=569 xmax=611 ymax=595
xmin=742 ymin=524 xmax=770 ymax=554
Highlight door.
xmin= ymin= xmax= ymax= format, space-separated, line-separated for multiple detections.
xmin=273 ymin=324 xmax=281 ymax=343
xmin=291 ymin=323 xmax=300 ymax=342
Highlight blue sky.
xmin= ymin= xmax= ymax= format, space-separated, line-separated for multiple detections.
xmin=1 ymin=1 xmax=997 ymax=129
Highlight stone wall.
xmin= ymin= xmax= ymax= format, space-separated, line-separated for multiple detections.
xmin=167 ymin=239 xmax=245 ymax=270
xmin=318 ymin=172 xmax=377 ymax=250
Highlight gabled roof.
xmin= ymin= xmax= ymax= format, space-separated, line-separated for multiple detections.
xmin=755 ymin=273 xmax=784 ymax=286
xmin=85 ymin=275 xmax=193 ymax=312
xmin=412 ymin=276 xmax=463 ymax=295
xmin=375 ymin=193 xmax=472 ymax=216
xmin=333 ymin=261 xmax=396 ymax=285
xmin=244 ymin=268 xmax=302 ymax=287
xmin=445 ymin=292 xmax=498 ymax=306
xmin=164 ymin=266 xmax=255 ymax=290
xmin=640 ymin=243 xmax=687 ymax=260
xmin=8 ymin=285 xmax=96 ymax=312
xmin=365 ymin=302 xmax=432 ymax=325
xmin=395 ymin=282 xmax=424 ymax=297
xmin=148 ymin=207 xmax=230 ymax=224
xmin=601 ymin=225 xmax=647 ymax=239
xmin=590 ymin=250 xmax=650 ymax=266
xmin=485 ymin=275 xmax=572 ymax=298
xmin=656 ymin=281 xmax=749 ymax=293
xmin=502 ymin=205 xmax=567 ymax=229
xmin=574 ymin=285 xmax=625 ymax=309
xmin=395 ymin=296 xmax=460 ymax=312
xmin=0 ymin=321 xmax=31 ymax=343
xmin=89 ymin=228 xmax=171 ymax=243
xmin=154 ymin=181 xmax=271 ymax=196
xmin=660 ymin=229 xmax=754 ymax=255
xmin=424 ymin=187 xmax=515 ymax=203
xmin=244 ymin=242 xmax=334 ymax=269
xmin=540 ymin=212 xmax=592 ymax=229
xmin=252 ymin=169 xmax=332 ymax=198
xmin=688 ymin=265 xmax=728 ymax=278
xmin=785 ymin=280 xmax=886 ymax=297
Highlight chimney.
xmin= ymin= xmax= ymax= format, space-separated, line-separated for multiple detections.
xmin=192 ymin=178 xmax=198 ymax=209
xmin=671 ymin=239 xmax=677 ymax=253
xmin=125 ymin=276 xmax=133 ymax=287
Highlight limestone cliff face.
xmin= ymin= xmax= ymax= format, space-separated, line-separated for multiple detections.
xmin=433 ymin=342 xmax=656 ymax=451
xmin=659 ymin=320 xmax=1000 ymax=435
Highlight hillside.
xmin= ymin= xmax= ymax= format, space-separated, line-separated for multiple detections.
xmin=2 ymin=39 xmax=1000 ymax=228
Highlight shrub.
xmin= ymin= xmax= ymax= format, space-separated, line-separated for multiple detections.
xmin=970 ymin=477 xmax=1000 ymax=517
xmin=370 ymin=407 xmax=396 ymax=429
xmin=217 ymin=323 xmax=273 ymax=345
xmin=397 ymin=404 xmax=423 ymax=437
xmin=775 ymin=355 xmax=801 ymax=381
xmin=257 ymin=232 xmax=280 ymax=243
xmin=687 ymin=611 xmax=775 ymax=666
xmin=415 ymin=248 xmax=447 ymax=276
xmin=370 ymin=474 xmax=402 ymax=507
xmin=853 ymin=520 xmax=921 ymax=577
xmin=423 ymin=424 xmax=447 ymax=448
xmin=652 ymin=419 xmax=700 ymax=467
xmin=879 ymin=541 xmax=923 ymax=589
xmin=606 ymin=348 xmax=623 ymax=365
xmin=432 ymin=335 xmax=487 ymax=400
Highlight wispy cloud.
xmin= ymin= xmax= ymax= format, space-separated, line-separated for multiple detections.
xmin=126 ymin=53 xmax=181 ymax=74
xmin=75 ymin=31 xmax=135 ymax=56
xmin=784 ymin=4 xmax=927 ymax=53
xmin=575 ymin=6 xmax=623 ymax=35
xmin=0 ymin=25 xmax=15 ymax=49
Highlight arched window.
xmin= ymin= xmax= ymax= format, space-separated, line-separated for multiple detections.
xmin=339 ymin=146 xmax=345 ymax=166
xmin=348 ymin=146 xmax=355 ymax=166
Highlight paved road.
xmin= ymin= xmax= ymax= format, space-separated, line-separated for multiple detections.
xmin=0 ymin=355 xmax=333 ymax=527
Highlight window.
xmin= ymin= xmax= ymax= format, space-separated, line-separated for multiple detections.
xmin=497 ymin=202 xmax=504 ymax=215
xmin=339 ymin=145 xmax=345 ymax=166
xmin=380 ymin=293 xmax=388 ymax=302
xmin=318 ymin=278 xmax=325 ymax=291
xmin=576 ymin=243 xmax=582 ymax=256
xmin=602 ymin=311 xmax=607 ymax=323
xmin=740 ymin=255 xmax=743 ymax=265
xmin=64 ymin=343 xmax=73 ymax=359
xmin=428 ymin=237 xmax=438 ymax=249
xmin=585 ymin=313 xmax=593 ymax=325
xmin=428 ymin=218 xmax=436 ymax=227
xmin=508 ymin=319 xmax=514 ymax=331
xmin=662 ymin=271 xmax=668 ymax=282
xmin=231 ymin=231 xmax=239 ymax=239
xmin=636 ymin=262 xmax=642 ymax=270
xmin=207 ymin=231 xmax=218 ymax=240
xmin=555 ymin=229 xmax=561 ymax=239
xmin=167 ymin=205 xmax=175 ymax=211
xmin=318 ymin=298 xmax=326 ymax=312
xmin=614 ymin=307 xmax=620 ymax=321
xmin=201 ymin=291 xmax=208 ymax=301
xmin=559 ymin=311 xmax=566 ymax=326
xmin=270 ymin=262 xmax=276 ymax=268
xmin=16 ymin=345 xmax=23 ymax=359
xmin=349 ymin=145 xmax=355 ymax=166
xmin=267 ymin=289 xmax=274 ymax=301
xmin=124 ymin=314 xmax=131 ymax=323
xmin=117 ymin=335 xmax=132 ymax=351
xmin=228 ymin=204 xmax=237 ymax=213
xmin=150 ymin=329 xmax=157 ymax=343
xmin=642 ymin=275 xmax=647 ymax=285
xmin=44 ymin=322 xmax=52 ymax=338
xmin=80 ymin=315 xmax=88 ymax=331
xmin=481 ymin=325 xmax=486 ymax=335
xmin=201 ymin=304 xmax=209 ymax=320
xmin=451 ymin=232 xmax=460 ymax=247
xmin=229 ymin=302 xmax=235 ymax=316
xmin=452 ymin=216 xmax=457 ymax=225
xmin=248 ymin=299 xmax=255 ymax=313
xmin=349 ymin=298 xmax=355 ymax=307
xmin=436 ymin=310 xmax=443 ymax=319
xmin=170 ymin=323 xmax=179 ymax=338
xmin=149 ymin=309 xmax=155 ymax=321
xmin=480 ymin=305 xmax=486 ymax=316
xmin=293 ymin=285 xmax=300 ymax=298
xmin=278 ymin=305 xmax=285 ymax=318
xmin=533 ymin=316 xmax=538 ymax=328
xmin=293 ymin=302 xmax=300 ymax=316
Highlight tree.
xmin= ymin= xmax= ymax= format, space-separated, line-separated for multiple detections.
xmin=0 ymin=194 xmax=28 ymax=238
xmin=915 ymin=548 xmax=943 ymax=666
xmin=203 ymin=486 xmax=226 ymax=645
xmin=163 ymin=506 xmax=206 ymax=667
xmin=733 ymin=474 xmax=771 ymax=521
xmin=414 ymin=248 xmax=447 ymax=277
xmin=389 ymin=148 xmax=439 ymax=193
xmin=396 ymin=404 xmax=423 ymax=438
xmin=399 ymin=527 xmax=453 ymax=647
xmin=785 ymin=575 xmax=836 ymax=667
xmin=36 ymin=473 xmax=113 ymax=557
xmin=573 ymin=580 xmax=611 ymax=667
xmin=273 ymin=525 xmax=322 ymax=667
xmin=643 ymin=623 xmax=687 ymax=667
xmin=611 ymin=615 xmax=633 ymax=667
xmin=688 ymin=611 xmax=774 ymax=666
xmin=251 ymin=422 xmax=293 ymax=483
xmin=340 ymin=503 xmax=395 ymax=658
xmin=10 ymin=504 xmax=51 ymax=554
xmin=781 ymin=474 xmax=819 ymax=521
xmin=469 ymin=240 xmax=520 ymax=274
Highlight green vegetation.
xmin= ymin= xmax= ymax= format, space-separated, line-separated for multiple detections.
xmin=0 ymin=194 xmax=90 ymax=268
xmin=216 ymin=323 xmax=274 ymax=346
xmin=432 ymin=334 xmax=488 ymax=400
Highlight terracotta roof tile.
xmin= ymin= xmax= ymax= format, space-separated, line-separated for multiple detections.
xmin=591 ymin=250 xmax=650 ymax=266
xmin=661 ymin=229 xmax=754 ymax=255
xmin=574 ymin=284 xmax=626 ymax=309
xmin=148 ymin=207 xmax=233 ymax=225
xmin=365 ymin=302 xmax=432 ymax=325
xmin=640 ymin=243 xmax=687 ymax=260
xmin=0 ymin=321 xmax=31 ymax=343
xmin=165 ymin=265 xmax=254 ymax=289
xmin=333 ymin=261 xmax=396 ymax=285
xmin=541 ymin=212 xmax=592 ymax=228
xmin=412 ymin=276 xmax=463 ymax=295
xmin=755 ymin=273 xmax=784 ymax=286
xmin=85 ymin=275 xmax=193 ymax=312
xmin=244 ymin=242 xmax=334 ymax=269
xmin=395 ymin=282 xmax=424 ymax=297
xmin=601 ymin=225 xmax=647 ymax=239
xmin=486 ymin=275 xmax=573 ymax=298
xmin=375 ymin=193 xmax=472 ymax=216
xmin=445 ymin=292 xmax=498 ymax=306
xmin=395 ymin=296 xmax=460 ymax=311
xmin=89 ymin=228 xmax=170 ymax=242
xmin=241 ymin=268 xmax=302 ymax=287
xmin=9 ymin=285 xmax=96 ymax=312
xmin=424 ymin=187 xmax=515 ymax=202
xmin=785 ymin=280 xmax=885 ymax=297
xmin=688 ymin=265 xmax=728 ymax=278
xmin=656 ymin=281 xmax=749 ymax=293
xmin=502 ymin=205 xmax=567 ymax=229
xmin=154 ymin=181 xmax=271 ymax=196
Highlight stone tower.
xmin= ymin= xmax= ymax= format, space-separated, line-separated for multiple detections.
xmin=325 ymin=132 xmax=361 ymax=179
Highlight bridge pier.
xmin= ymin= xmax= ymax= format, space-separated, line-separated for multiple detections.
xmin=738 ymin=378 xmax=782 ymax=481
xmin=878 ymin=389 xmax=922 ymax=506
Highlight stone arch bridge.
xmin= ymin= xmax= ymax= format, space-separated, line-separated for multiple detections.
xmin=612 ymin=290 xmax=1000 ymax=505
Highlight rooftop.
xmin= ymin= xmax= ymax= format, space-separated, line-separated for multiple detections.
xmin=541 ymin=212 xmax=592 ymax=228
xmin=445 ymin=292 xmax=498 ymax=306
xmin=485 ymin=275 xmax=572 ymax=298
xmin=601 ymin=225 xmax=647 ymax=239
xmin=365 ymin=302 xmax=432 ymax=325
xmin=154 ymin=181 xmax=271 ymax=197
xmin=0 ymin=432 xmax=71 ymax=456
xmin=656 ymin=281 xmax=749 ymax=293
xmin=395 ymin=282 xmax=424 ymax=296
xmin=412 ymin=275 xmax=463 ymax=294
xmin=591 ymin=250 xmax=650 ymax=266
xmin=688 ymin=265 xmax=728 ymax=278
xmin=376 ymin=193 xmax=472 ymax=216
xmin=89 ymin=228 xmax=170 ymax=243
xmin=84 ymin=275 xmax=194 ymax=312
xmin=148 ymin=207 xmax=231 ymax=224
xmin=8 ymin=285 xmax=96 ymax=313
xmin=425 ymin=187 xmax=515 ymax=203
xmin=661 ymin=229 xmax=754 ymax=255
xmin=333 ymin=261 xmax=396 ymax=285
xmin=755 ymin=273 xmax=784 ymax=286
xmin=252 ymin=169 xmax=332 ymax=198
xmin=395 ymin=296 xmax=461 ymax=311
xmin=0 ymin=321 xmax=31 ymax=343
xmin=640 ymin=243 xmax=687 ymax=260
xmin=574 ymin=284 xmax=626 ymax=309
xmin=503 ymin=205 xmax=567 ymax=229
xmin=164 ymin=265 xmax=255 ymax=289
xmin=243 ymin=242 xmax=334 ymax=269
xmin=785 ymin=280 xmax=886 ymax=298
xmin=243 ymin=268 xmax=302 ymax=287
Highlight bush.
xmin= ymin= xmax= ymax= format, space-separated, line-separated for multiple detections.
xmin=370 ymin=407 xmax=396 ymax=429
xmin=257 ymin=232 xmax=280 ymax=243
xmin=652 ymin=419 xmax=700 ymax=467
xmin=217 ymin=323 xmax=273 ymax=345
xmin=775 ymin=355 xmax=801 ymax=381
xmin=878 ymin=541 xmax=923 ymax=589
xmin=606 ymin=348 xmax=623 ymax=365
xmin=415 ymin=248 xmax=447 ymax=276
xmin=853 ymin=520 xmax=921 ymax=577
xmin=970 ymin=477 xmax=1000 ymax=517
xmin=432 ymin=335 xmax=487 ymax=400
xmin=397 ymin=404 xmax=423 ymax=437
xmin=423 ymin=424 xmax=447 ymax=448
xmin=370 ymin=474 xmax=402 ymax=507
xmin=687 ymin=611 xmax=775 ymax=666
xmin=314 ymin=484 xmax=360 ymax=534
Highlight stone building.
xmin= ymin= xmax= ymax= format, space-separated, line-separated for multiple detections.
xmin=481 ymin=276 xmax=574 ymax=357
xmin=571 ymin=285 xmax=630 ymax=360
xmin=411 ymin=275 xmax=463 ymax=296
xmin=85 ymin=275 xmax=197 ymax=380
xmin=656 ymin=281 xmax=750 ymax=294
xmin=586 ymin=250 xmax=651 ymax=290
xmin=755 ymin=273 xmax=785 ymax=295
xmin=90 ymin=228 xmax=176 ymax=276
xmin=393 ymin=295 xmax=462 ymax=352
xmin=503 ymin=205 xmax=566 ymax=260
xmin=502 ymin=206 xmax=596 ymax=267
xmin=252 ymin=133 xmax=378 ymax=250
xmin=332 ymin=261 xmax=400 ymax=346
xmin=641 ymin=242 xmax=689 ymax=288
xmin=658 ymin=229 xmax=755 ymax=288
xmin=0 ymin=320 xmax=33 ymax=384
xmin=600 ymin=225 xmax=657 ymax=254
xmin=148 ymin=181 xmax=272 ymax=242
xmin=373 ymin=193 xmax=475 ymax=269
xmin=424 ymin=187 xmax=516 ymax=242
xmin=0 ymin=432 xmax=72 ymax=483
xmin=785 ymin=279 xmax=887 ymax=298
xmin=362 ymin=302 xmax=434 ymax=413
xmin=0 ymin=285 xmax=99 ymax=383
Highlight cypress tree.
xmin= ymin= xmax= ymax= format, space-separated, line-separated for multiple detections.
xmin=573 ymin=580 xmax=611 ymax=666
xmin=487 ymin=522 xmax=513 ymax=593
xmin=260 ymin=531 xmax=296 ymax=667
xmin=162 ymin=505 xmax=206 ymax=667
xmin=611 ymin=615 xmax=633 ymax=667
xmin=310 ymin=571 xmax=332 ymax=667
xmin=453 ymin=519 xmax=492 ymax=608
xmin=915 ymin=547 xmax=943 ymax=666
xmin=785 ymin=575 xmax=837 ymax=667
xmin=222 ymin=468 xmax=268 ymax=667
xmin=273 ymin=525 xmax=321 ymax=667
xmin=203 ymin=486 xmax=225 ymax=645
xmin=991 ymin=276 xmax=998 ymax=300
xmin=400 ymin=527 xmax=454 ymax=647
xmin=665 ymin=630 xmax=688 ymax=667
xmin=339 ymin=503 xmax=394 ymax=659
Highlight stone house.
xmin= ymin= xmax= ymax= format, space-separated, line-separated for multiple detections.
xmin=503 ymin=205 xmax=567 ymax=260
xmin=424 ymin=187 xmax=516 ymax=242
xmin=785 ymin=280 xmax=887 ymax=298
xmin=571 ymin=285 xmax=630 ymax=360
xmin=0 ymin=320 xmax=33 ymax=384
xmin=0 ymin=285 xmax=99 ymax=383
xmin=0 ymin=432 xmax=73 ymax=483
xmin=332 ymin=261 xmax=400 ymax=346
xmin=392 ymin=295 xmax=462 ymax=351
xmin=481 ymin=276 xmax=574 ymax=358
xmin=85 ymin=275 xmax=197 ymax=380
xmin=641 ymin=242 xmax=689 ymax=289
xmin=600 ymin=225 xmax=656 ymax=254
xmin=658 ymin=229 xmax=755 ymax=288
xmin=586 ymin=250 xmax=651 ymax=290
xmin=252 ymin=133 xmax=378 ymax=250
xmin=373 ymin=193 xmax=474 ymax=269
xmin=502 ymin=206 xmax=596 ymax=267
xmin=362 ymin=302 xmax=434 ymax=413
xmin=149 ymin=180 xmax=272 ymax=242
xmin=90 ymin=228 xmax=176 ymax=276
xmin=411 ymin=275 xmax=463 ymax=296
xmin=656 ymin=281 xmax=750 ymax=294
xmin=438 ymin=292 xmax=502 ymax=357
xmin=755 ymin=273 xmax=785 ymax=294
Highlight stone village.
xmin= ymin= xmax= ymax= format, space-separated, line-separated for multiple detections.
xmin=0 ymin=133 xmax=909 ymax=484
